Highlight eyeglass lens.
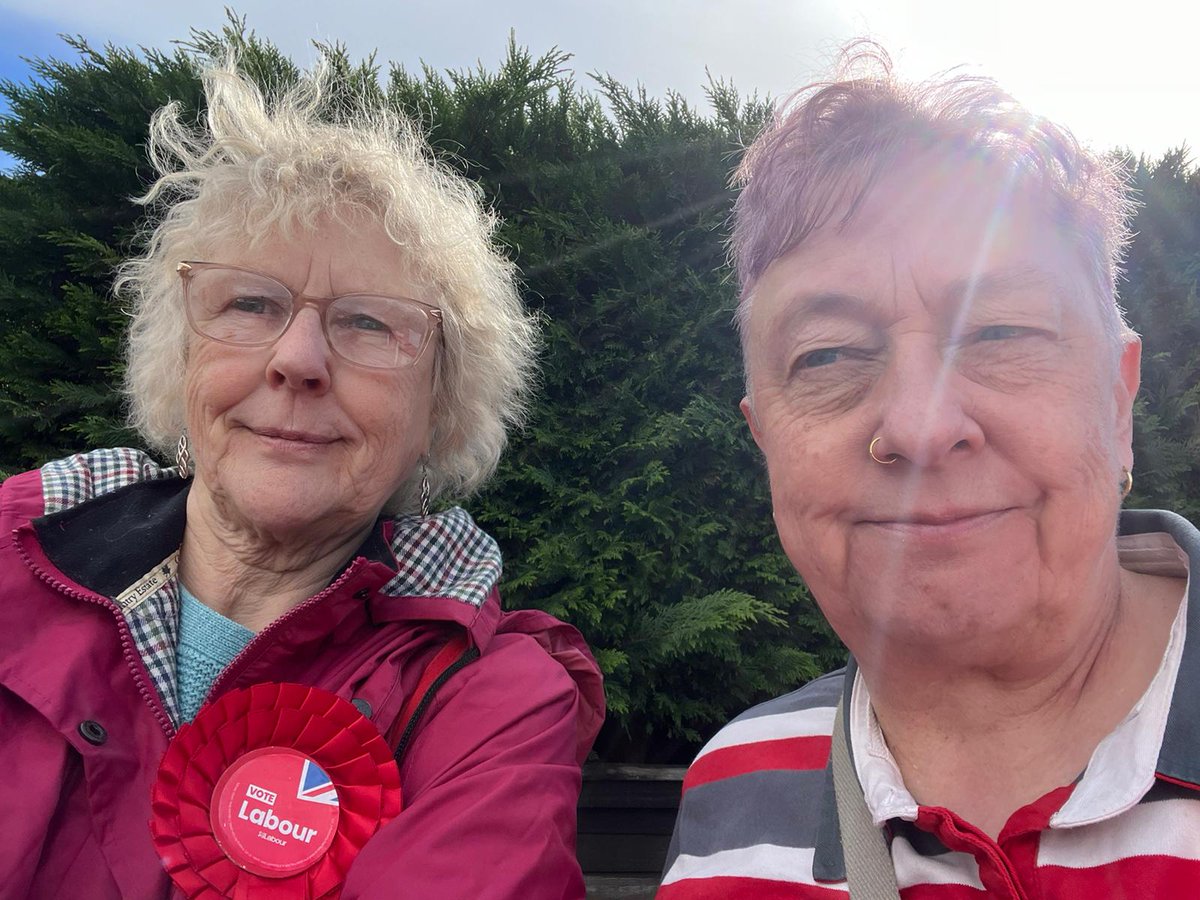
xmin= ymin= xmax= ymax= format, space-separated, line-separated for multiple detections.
xmin=184 ymin=265 xmax=433 ymax=368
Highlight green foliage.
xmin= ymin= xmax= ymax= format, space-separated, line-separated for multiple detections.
xmin=1121 ymin=149 xmax=1200 ymax=520
xmin=0 ymin=35 xmax=202 ymax=463
xmin=6 ymin=21 xmax=1200 ymax=762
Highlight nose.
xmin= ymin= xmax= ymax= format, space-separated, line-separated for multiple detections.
xmin=870 ymin=340 xmax=983 ymax=468
xmin=265 ymin=306 xmax=332 ymax=394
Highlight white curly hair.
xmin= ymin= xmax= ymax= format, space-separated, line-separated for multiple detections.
xmin=116 ymin=60 xmax=537 ymax=510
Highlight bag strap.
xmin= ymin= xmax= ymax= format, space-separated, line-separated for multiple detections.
xmin=390 ymin=632 xmax=480 ymax=765
xmin=832 ymin=698 xmax=902 ymax=899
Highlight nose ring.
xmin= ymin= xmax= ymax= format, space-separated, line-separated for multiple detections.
xmin=869 ymin=436 xmax=897 ymax=465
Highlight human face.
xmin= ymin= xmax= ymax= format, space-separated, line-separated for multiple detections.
xmin=741 ymin=158 xmax=1141 ymax=663
xmin=183 ymin=216 xmax=436 ymax=539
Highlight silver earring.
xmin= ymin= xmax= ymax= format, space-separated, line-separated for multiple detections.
xmin=176 ymin=431 xmax=192 ymax=478
xmin=420 ymin=463 xmax=431 ymax=517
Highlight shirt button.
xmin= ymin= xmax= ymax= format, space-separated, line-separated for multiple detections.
xmin=351 ymin=698 xmax=373 ymax=719
xmin=78 ymin=720 xmax=108 ymax=746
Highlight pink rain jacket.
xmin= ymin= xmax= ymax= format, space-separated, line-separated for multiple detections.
xmin=0 ymin=450 xmax=605 ymax=899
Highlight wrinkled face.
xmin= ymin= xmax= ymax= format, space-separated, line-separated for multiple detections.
xmin=183 ymin=216 xmax=437 ymax=538
xmin=741 ymin=159 xmax=1141 ymax=662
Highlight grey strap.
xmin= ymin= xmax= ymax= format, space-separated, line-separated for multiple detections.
xmin=832 ymin=699 xmax=902 ymax=899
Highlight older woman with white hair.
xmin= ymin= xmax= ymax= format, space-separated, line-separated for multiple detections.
xmin=0 ymin=62 xmax=603 ymax=899
xmin=661 ymin=46 xmax=1200 ymax=900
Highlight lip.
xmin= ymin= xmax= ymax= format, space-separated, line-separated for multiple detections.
xmin=248 ymin=427 xmax=339 ymax=445
xmin=860 ymin=507 xmax=1016 ymax=538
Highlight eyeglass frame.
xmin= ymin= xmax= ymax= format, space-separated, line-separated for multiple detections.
xmin=176 ymin=260 xmax=443 ymax=370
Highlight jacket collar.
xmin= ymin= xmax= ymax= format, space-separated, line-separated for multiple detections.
xmin=34 ymin=477 xmax=397 ymax=593
xmin=30 ymin=450 xmax=504 ymax=647
xmin=810 ymin=508 xmax=1200 ymax=881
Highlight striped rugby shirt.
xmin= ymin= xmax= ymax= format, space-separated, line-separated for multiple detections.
xmin=660 ymin=509 xmax=1200 ymax=899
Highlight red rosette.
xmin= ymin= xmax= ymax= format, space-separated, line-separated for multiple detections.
xmin=151 ymin=683 xmax=401 ymax=899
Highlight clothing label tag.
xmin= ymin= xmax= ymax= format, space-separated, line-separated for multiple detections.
xmin=210 ymin=746 xmax=341 ymax=878
xmin=114 ymin=551 xmax=179 ymax=614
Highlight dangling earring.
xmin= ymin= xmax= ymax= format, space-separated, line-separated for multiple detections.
xmin=420 ymin=461 xmax=431 ymax=517
xmin=1120 ymin=466 xmax=1133 ymax=499
xmin=176 ymin=431 xmax=193 ymax=479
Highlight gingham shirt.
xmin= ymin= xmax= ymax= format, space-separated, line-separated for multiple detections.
xmin=661 ymin=511 xmax=1200 ymax=900
xmin=38 ymin=447 xmax=502 ymax=727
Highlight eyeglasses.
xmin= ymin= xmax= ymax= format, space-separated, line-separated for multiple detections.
xmin=177 ymin=261 xmax=442 ymax=369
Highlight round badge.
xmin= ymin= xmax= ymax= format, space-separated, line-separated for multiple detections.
xmin=151 ymin=682 xmax=402 ymax=899
xmin=210 ymin=746 xmax=341 ymax=878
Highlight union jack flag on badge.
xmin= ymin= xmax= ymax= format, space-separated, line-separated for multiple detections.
xmin=296 ymin=759 xmax=340 ymax=806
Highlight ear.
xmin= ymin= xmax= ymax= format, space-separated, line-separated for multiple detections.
xmin=1114 ymin=335 xmax=1141 ymax=451
xmin=740 ymin=396 xmax=765 ymax=451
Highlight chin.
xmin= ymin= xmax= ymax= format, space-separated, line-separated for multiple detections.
xmin=242 ymin=500 xmax=339 ymax=535
xmin=842 ymin=562 xmax=1032 ymax=639
xmin=215 ymin=476 xmax=346 ymax=533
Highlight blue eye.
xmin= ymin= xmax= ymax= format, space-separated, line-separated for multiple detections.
xmin=229 ymin=296 xmax=278 ymax=315
xmin=976 ymin=325 xmax=1025 ymax=341
xmin=337 ymin=314 xmax=391 ymax=333
xmin=798 ymin=347 xmax=846 ymax=368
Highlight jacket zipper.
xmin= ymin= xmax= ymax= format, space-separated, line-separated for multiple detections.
xmin=16 ymin=534 xmax=176 ymax=739
xmin=203 ymin=556 xmax=371 ymax=704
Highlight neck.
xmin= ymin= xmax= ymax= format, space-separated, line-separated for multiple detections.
xmin=178 ymin=487 xmax=375 ymax=632
xmin=857 ymin=564 xmax=1182 ymax=838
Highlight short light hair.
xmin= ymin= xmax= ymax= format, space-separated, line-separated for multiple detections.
xmin=732 ymin=42 xmax=1135 ymax=356
xmin=116 ymin=61 xmax=537 ymax=509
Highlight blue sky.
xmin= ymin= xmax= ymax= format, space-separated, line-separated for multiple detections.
xmin=0 ymin=7 xmax=64 ymax=81
xmin=2 ymin=0 xmax=1198 ymax=174
xmin=0 ymin=6 xmax=71 ymax=102
xmin=0 ymin=7 xmax=81 ymax=169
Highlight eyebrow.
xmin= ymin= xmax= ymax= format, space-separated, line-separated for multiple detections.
xmin=767 ymin=291 xmax=877 ymax=336
xmin=941 ymin=267 xmax=1069 ymax=313
xmin=767 ymin=266 xmax=1072 ymax=336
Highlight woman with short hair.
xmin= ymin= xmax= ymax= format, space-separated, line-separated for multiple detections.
xmin=662 ymin=46 xmax=1200 ymax=899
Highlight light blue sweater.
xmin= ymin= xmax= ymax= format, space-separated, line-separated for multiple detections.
xmin=175 ymin=584 xmax=254 ymax=723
